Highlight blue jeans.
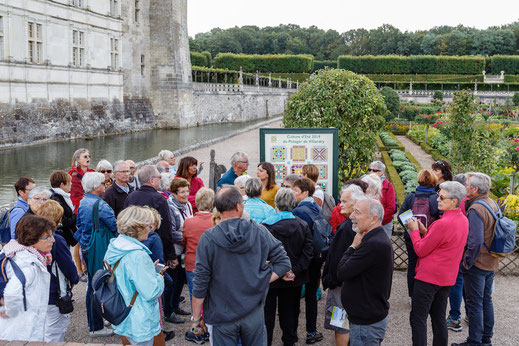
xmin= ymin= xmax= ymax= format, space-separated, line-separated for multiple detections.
xmin=82 ymin=249 xmax=104 ymax=332
xmin=448 ymin=266 xmax=464 ymax=320
xmin=162 ymin=271 xmax=174 ymax=317
xmin=463 ymin=266 xmax=495 ymax=343
xmin=186 ymin=270 xmax=194 ymax=311
xmin=349 ymin=316 xmax=388 ymax=346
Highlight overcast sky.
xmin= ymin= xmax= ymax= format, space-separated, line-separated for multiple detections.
xmin=187 ymin=0 xmax=519 ymax=37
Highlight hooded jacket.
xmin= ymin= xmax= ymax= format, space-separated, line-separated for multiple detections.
xmin=262 ymin=212 xmax=314 ymax=288
xmin=0 ymin=242 xmax=50 ymax=341
xmin=192 ymin=218 xmax=291 ymax=325
xmin=104 ymin=235 xmax=164 ymax=343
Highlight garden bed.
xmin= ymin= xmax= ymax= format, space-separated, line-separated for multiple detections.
xmin=378 ymin=132 xmax=405 ymax=151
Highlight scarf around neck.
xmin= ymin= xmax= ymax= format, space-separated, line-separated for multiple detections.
xmin=2 ymin=239 xmax=51 ymax=266
xmin=51 ymin=187 xmax=74 ymax=211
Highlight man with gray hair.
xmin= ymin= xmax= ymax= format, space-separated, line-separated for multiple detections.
xmin=102 ymin=160 xmax=134 ymax=217
xmin=337 ymin=198 xmax=394 ymax=346
xmin=322 ymin=184 xmax=365 ymax=345
xmin=216 ymin=151 xmax=249 ymax=188
xmin=368 ymin=160 xmax=396 ymax=238
xmin=453 ymin=172 xmax=497 ymax=346
xmin=234 ymin=174 xmax=251 ymax=200
xmin=124 ymin=165 xmax=176 ymax=267
xmin=191 ymin=185 xmax=291 ymax=345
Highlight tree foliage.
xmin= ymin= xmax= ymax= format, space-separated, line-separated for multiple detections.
xmin=190 ymin=22 xmax=519 ymax=59
xmin=380 ymin=87 xmax=400 ymax=121
xmin=283 ymin=69 xmax=386 ymax=186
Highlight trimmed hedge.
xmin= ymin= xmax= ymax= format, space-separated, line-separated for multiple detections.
xmin=366 ymin=74 xmax=483 ymax=83
xmin=201 ymin=51 xmax=212 ymax=67
xmin=377 ymin=132 xmax=405 ymax=151
xmin=313 ymin=60 xmax=337 ymax=71
xmin=214 ymin=53 xmax=314 ymax=73
xmin=490 ymin=56 xmax=519 ymax=75
xmin=190 ymin=52 xmax=208 ymax=68
xmin=405 ymin=151 xmax=423 ymax=170
xmin=338 ymin=55 xmax=485 ymax=75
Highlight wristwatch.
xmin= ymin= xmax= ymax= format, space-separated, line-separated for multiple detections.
xmin=191 ymin=315 xmax=203 ymax=323
xmin=349 ymin=245 xmax=356 ymax=250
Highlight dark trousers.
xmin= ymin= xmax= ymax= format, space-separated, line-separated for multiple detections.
xmin=463 ymin=266 xmax=494 ymax=343
xmin=164 ymin=257 xmax=185 ymax=317
xmin=404 ymin=231 xmax=418 ymax=297
xmin=82 ymin=249 xmax=104 ymax=332
xmin=305 ymin=259 xmax=323 ymax=333
xmin=162 ymin=271 xmax=174 ymax=316
xmin=211 ymin=304 xmax=267 ymax=346
xmin=264 ymin=286 xmax=302 ymax=346
xmin=410 ymin=279 xmax=450 ymax=346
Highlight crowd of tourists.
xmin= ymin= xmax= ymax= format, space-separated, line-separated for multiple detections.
xmin=0 ymin=146 xmax=500 ymax=346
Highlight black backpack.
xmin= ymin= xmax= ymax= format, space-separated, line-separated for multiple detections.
xmin=0 ymin=254 xmax=27 ymax=311
xmin=91 ymin=259 xmax=138 ymax=325
xmin=299 ymin=206 xmax=334 ymax=259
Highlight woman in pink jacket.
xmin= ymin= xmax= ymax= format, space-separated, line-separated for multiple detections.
xmin=407 ymin=181 xmax=469 ymax=346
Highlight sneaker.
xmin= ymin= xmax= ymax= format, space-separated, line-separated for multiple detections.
xmin=103 ymin=319 xmax=111 ymax=327
xmin=89 ymin=326 xmax=114 ymax=337
xmin=165 ymin=312 xmax=185 ymax=324
xmin=306 ymin=331 xmax=324 ymax=344
xmin=203 ymin=332 xmax=210 ymax=342
xmin=175 ymin=307 xmax=191 ymax=316
xmin=164 ymin=330 xmax=175 ymax=341
xmin=446 ymin=316 xmax=462 ymax=332
xmin=451 ymin=340 xmax=491 ymax=346
xmin=185 ymin=330 xmax=205 ymax=344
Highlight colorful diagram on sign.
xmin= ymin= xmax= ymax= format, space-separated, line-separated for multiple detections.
xmin=271 ymin=146 xmax=287 ymax=162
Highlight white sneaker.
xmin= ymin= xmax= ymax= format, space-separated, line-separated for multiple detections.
xmin=103 ymin=319 xmax=111 ymax=327
xmin=89 ymin=326 xmax=114 ymax=337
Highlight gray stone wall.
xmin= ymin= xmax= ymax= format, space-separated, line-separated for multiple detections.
xmin=193 ymin=85 xmax=292 ymax=124
xmin=0 ymin=98 xmax=155 ymax=148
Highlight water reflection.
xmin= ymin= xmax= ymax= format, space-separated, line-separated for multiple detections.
xmin=0 ymin=118 xmax=267 ymax=205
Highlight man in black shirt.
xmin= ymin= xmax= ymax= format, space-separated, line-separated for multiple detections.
xmin=337 ymin=198 xmax=394 ymax=346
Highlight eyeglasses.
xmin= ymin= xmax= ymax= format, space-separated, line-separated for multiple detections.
xmin=437 ymin=192 xmax=454 ymax=201
xmin=237 ymin=160 xmax=249 ymax=164
xmin=116 ymin=170 xmax=131 ymax=174
xmin=32 ymin=197 xmax=49 ymax=202
xmin=435 ymin=161 xmax=445 ymax=166
xmin=41 ymin=234 xmax=54 ymax=242
xmin=129 ymin=166 xmax=136 ymax=169
xmin=99 ymin=170 xmax=113 ymax=174
xmin=368 ymin=168 xmax=381 ymax=173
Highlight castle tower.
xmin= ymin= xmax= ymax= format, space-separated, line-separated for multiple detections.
xmin=148 ymin=0 xmax=195 ymax=128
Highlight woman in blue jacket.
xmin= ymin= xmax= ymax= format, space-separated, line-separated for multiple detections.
xmin=104 ymin=206 xmax=166 ymax=345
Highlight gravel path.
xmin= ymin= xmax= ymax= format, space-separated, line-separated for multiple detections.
xmin=395 ymin=135 xmax=435 ymax=169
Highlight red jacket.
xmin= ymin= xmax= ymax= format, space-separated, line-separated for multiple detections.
xmin=330 ymin=204 xmax=346 ymax=234
xmin=380 ymin=178 xmax=396 ymax=225
xmin=410 ymin=209 xmax=469 ymax=286
xmin=68 ymin=167 xmax=94 ymax=214
xmin=182 ymin=212 xmax=213 ymax=272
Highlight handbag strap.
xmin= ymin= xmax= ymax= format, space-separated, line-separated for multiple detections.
xmin=92 ymin=199 xmax=101 ymax=233
xmin=107 ymin=258 xmax=139 ymax=306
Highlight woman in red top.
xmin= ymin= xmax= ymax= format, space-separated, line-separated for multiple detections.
xmin=407 ymin=181 xmax=468 ymax=346
xmin=68 ymin=148 xmax=94 ymax=213
xmin=182 ymin=187 xmax=214 ymax=310
xmin=175 ymin=156 xmax=204 ymax=213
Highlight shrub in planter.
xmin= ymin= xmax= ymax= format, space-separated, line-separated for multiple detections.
xmin=284 ymin=69 xmax=386 ymax=184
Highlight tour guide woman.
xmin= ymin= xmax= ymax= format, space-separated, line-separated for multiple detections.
xmin=406 ymin=181 xmax=468 ymax=346
xmin=175 ymin=156 xmax=204 ymax=213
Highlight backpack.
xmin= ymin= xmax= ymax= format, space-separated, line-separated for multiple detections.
xmin=91 ymin=259 xmax=138 ymax=325
xmin=0 ymin=253 xmax=27 ymax=311
xmin=0 ymin=207 xmax=20 ymax=244
xmin=321 ymin=193 xmax=336 ymax=223
xmin=411 ymin=192 xmax=437 ymax=228
xmin=473 ymin=200 xmax=517 ymax=258
xmin=299 ymin=206 xmax=334 ymax=259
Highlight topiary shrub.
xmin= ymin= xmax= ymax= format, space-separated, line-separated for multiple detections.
xmin=284 ymin=69 xmax=386 ymax=184
xmin=433 ymin=90 xmax=444 ymax=101
xmin=201 ymin=51 xmax=212 ymax=67
xmin=513 ymin=92 xmax=519 ymax=106
xmin=190 ymin=52 xmax=207 ymax=67
xmin=379 ymin=87 xmax=400 ymax=121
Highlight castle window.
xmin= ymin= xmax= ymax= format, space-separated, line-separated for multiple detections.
xmin=135 ymin=0 xmax=140 ymax=23
xmin=72 ymin=0 xmax=83 ymax=8
xmin=72 ymin=29 xmax=85 ymax=67
xmin=110 ymin=0 xmax=119 ymax=17
xmin=140 ymin=54 xmax=145 ymax=76
xmin=28 ymin=22 xmax=42 ymax=63
xmin=110 ymin=38 xmax=119 ymax=70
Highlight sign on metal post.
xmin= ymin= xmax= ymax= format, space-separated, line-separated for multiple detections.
xmin=259 ymin=128 xmax=339 ymax=199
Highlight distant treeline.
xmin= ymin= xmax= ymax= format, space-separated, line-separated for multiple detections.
xmin=189 ymin=23 xmax=519 ymax=60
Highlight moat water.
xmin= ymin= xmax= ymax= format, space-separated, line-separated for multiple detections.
xmin=0 ymin=118 xmax=268 ymax=205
